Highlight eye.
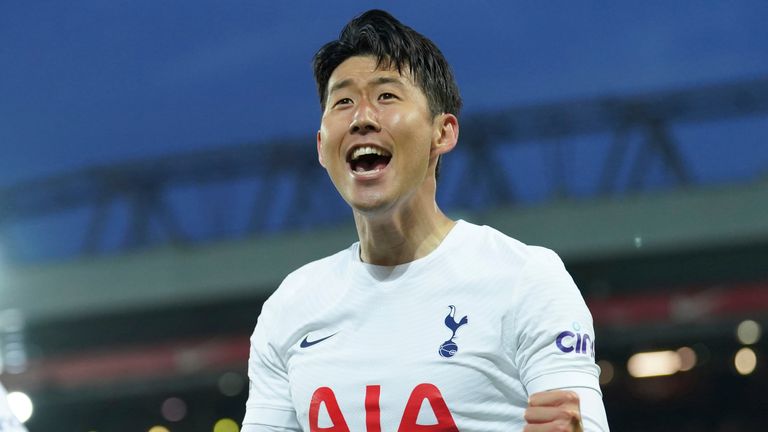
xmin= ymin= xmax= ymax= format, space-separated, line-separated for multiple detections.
xmin=378 ymin=92 xmax=398 ymax=101
xmin=333 ymin=97 xmax=353 ymax=107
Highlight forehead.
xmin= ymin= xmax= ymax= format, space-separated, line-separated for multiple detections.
xmin=327 ymin=56 xmax=417 ymax=90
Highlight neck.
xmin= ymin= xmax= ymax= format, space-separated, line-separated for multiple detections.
xmin=353 ymin=196 xmax=456 ymax=266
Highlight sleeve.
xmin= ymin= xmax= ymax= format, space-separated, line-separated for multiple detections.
xmin=0 ymin=383 xmax=29 ymax=432
xmin=509 ymin=248 xmax=603 ymax=395
xmin=564 ymin=387 xmax=610 ymax=432
xmin=242 ymin=299 xmax=302 ymax=431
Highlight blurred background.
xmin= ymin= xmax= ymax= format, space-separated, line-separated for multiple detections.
xmin=1 ymin=1 xmax=767 ymax=431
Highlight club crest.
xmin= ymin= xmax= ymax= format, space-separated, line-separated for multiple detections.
xmin=439 ymin=305 xmax=468 ymax=358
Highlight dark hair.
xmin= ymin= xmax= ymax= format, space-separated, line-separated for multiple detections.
xmin=312 ymin=10 xmax=461 ymax=179
xmin=313 ymin=9 xmax=462 ymax=118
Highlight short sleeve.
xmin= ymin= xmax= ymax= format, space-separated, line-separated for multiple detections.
xmin=242 ymin=300 xmax=302 ymax=430
xmin=509 ymin=248 xmax=602 ymax=395
xmin=570 ymin=387 xmax=610 ymax=432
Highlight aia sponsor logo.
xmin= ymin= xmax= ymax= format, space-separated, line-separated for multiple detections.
xmin=309 ymin=383 xmax=458 ymax=432
xmin=555 ymin=322 xmax=595 ymax=358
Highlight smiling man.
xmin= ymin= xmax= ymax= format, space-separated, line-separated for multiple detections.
xmin=242 ymin=10 xmax=609 ymax=432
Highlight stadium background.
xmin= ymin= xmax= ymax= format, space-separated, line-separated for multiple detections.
xmin=1 ymin=1 xmax=767 ymax=431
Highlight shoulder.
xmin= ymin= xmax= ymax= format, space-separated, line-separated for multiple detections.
xmin=260 ymin=244 xmax=354 ymax=314
xmin=454 ymin=222 xmax=576 ymax=305
xmin=249 ymin=245 xmax=354 ymax=349
xmin=456 ymin=221 xmax=564 ymax=271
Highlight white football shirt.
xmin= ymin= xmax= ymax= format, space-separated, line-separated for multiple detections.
xmin=0 ymin=383 xmax=27 ymax=432
xmin=244 ymin=221 xmax=609 ymax=431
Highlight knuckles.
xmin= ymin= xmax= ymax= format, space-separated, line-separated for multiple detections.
xmin=529 ymin=390 xmax=580 ymax=406
xmin=561 ymin=408 xmax=580 ymax=421
xmin=563 ymin=391 xmax=580 ymax=404
xmin=524 ymin=390 xmax=583 ymax=432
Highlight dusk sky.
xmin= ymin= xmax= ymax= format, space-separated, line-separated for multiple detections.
xmin=2 ymin=1 xmax=767 ymax=188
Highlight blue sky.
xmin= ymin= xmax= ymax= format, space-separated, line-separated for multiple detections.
xmin=2 ymin=1 xmax=767 ymax=187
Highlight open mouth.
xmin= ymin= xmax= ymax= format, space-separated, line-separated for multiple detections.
xmin=347 ymin=145 xmax=392 ymax=173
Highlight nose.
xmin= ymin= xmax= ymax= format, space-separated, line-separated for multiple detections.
xmin=349 ymin=101 xmax=380 ymax=134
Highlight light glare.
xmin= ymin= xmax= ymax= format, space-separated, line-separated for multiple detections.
xmin=736 ymin=320 xmax=761 ymax=345
xmin=7 ymin=391 xmax=33 ymax=423
xmin=161 ymin=397 xmax=187 ymax=422
xmin=213 ymin=418 xmax=240 ymax=432
xmin=627 ymin=350 xmax=681 ymax=378
xmin=597 ymin=360 xmax=614 ymax=385
xmin=734 ymin=347 xmax=757 ymax=375
xmin=676 ymin=346 xmax=697 ymax=371
xmin=218 ymin=372 xmax=245 ymax=397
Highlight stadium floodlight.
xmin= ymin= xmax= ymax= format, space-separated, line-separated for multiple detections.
xmin=7 ymin=391 xmax=33 ymax=423
xmin=627 ymin=350 xmax=682 ymax=378
xmin=734 ymin=347 xmax=757 ymax=375
xmin=736 ymin=320 xmax=761 ymax=345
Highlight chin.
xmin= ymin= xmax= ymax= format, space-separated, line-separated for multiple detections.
xmin=346 ymin=191 xmax=396 ymax=216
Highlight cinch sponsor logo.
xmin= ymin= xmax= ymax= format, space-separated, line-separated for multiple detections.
xmin=555 ymin=322 xmax=595 ymax=358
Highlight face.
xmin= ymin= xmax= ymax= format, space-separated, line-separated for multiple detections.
xmin=317 ymin=56 xmax=457 ymax=215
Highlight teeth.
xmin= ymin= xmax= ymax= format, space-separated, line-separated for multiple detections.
xmin=350 ymin=146 xmax=391 ymax=161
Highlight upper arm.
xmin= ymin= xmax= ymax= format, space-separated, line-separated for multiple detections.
xmin=509 ymin=249 xmax=602 ymax=394
xmin=243 ymin=301 xmax=301 ymax=430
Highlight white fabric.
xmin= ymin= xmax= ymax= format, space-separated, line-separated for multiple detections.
xmin=571 ymin=387 xmax=610 ymax=432
xmin=244 ymin=220 xmax=609 ymax=431
xmin=241 ymin=388 xmax=606 ymax=432
xmin=0 ymin=383 xmax=27 ymax=432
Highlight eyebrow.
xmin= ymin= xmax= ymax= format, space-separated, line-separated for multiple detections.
xmin=372 ymin=76 xmax=406 ymax=88
xmin=328 ymin=76 xmax=406 ymax=95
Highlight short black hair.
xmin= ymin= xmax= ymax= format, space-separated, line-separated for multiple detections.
xmin=312 ymin=9 xmax=461 ymax=178
xmin=313 ymin=9 xmax=462 ymax=117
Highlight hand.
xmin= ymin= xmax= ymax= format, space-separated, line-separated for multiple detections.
xmin=524 ymin=390 xmax=583 ymax=432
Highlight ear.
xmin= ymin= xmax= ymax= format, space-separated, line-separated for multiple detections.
xmin=316 ymin=130 xmax=326 ymax=168
xmin=431 ymin=113 xmax=459 ymax=158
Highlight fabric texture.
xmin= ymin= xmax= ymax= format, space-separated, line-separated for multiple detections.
xmin=244 ymin=220 xmax=609 ymax=431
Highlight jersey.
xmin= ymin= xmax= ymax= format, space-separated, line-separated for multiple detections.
xmin=243 ymin=220 xmax=609 ymax=431
xmin=0 ymin=383 xmax=27 ymax=432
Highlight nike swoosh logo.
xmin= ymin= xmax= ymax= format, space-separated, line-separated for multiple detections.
xmin=300 ymin=332 xmax=338 ymax=348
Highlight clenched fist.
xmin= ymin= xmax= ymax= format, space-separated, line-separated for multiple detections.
xmin=524 ymin=390 xmax=583 ymax=432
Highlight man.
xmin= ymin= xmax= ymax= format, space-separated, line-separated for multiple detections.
xmin=0 ymin=383 xmax=28 ymax=432
xmin=243 ymin=9 xmax=609 ymax=431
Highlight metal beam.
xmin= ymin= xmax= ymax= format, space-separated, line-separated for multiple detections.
xmin=1 ymin=77 xmax=766 ymax=259
xmin=2 ymin=178 xmax=766 ymax=325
